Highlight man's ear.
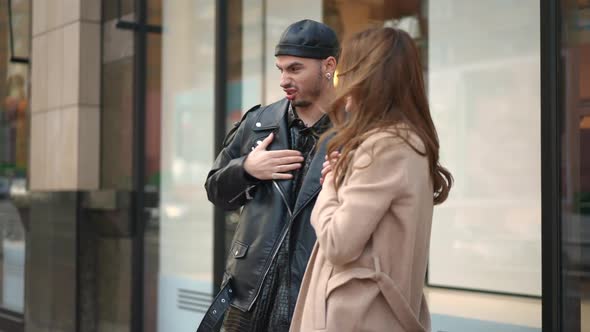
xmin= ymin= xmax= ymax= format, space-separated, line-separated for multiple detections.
xmin=323 ymin=56 xmax=337 ymax=74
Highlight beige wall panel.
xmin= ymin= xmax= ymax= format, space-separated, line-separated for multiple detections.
xmin=62 ymin=0 xmax=82 ymax=26
xmin=46 ymin=0 xmax=65 ymax=32
xmin=32 ymin=0 xmax=47 ymax=36
xmin=46 ymin=29 xmax=64 ymax=110
xmin=62 ymin=22 xmax=81 ymax=107
xmin=31 ymin=107 xmax=100 ymax=191
xmin=45 ymin=108 xmax=77 ymax=190
xmin=29 ymin=0 xmax=101 ymax=191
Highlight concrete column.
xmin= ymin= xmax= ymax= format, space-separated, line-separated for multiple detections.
xmin=29 ymin=0 xmax=101 ymax=191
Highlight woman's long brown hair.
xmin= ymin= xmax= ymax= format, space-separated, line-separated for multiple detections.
xmin=323 ymin=27 xmax=453 ymax=204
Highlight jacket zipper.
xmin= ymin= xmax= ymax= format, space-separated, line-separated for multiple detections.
xmin=227 ymin=185 xmax=257 ymax=204
xmin=272 ymin=181 xmax=292 ymax=216
xmin=248 ymin=181 xmax=293 ymax=310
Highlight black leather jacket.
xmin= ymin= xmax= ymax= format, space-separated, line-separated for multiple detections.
xmin=205 ymin=98 xmax=328 ymax=312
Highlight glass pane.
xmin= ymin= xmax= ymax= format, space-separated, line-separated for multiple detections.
xmin=10 ymin=0 xmax=31 ymax=59
xmin=561 ymin=1 xmax=590 ymax=331
xmin=0 ymin=0 xmax=28 ymax=314
xmin=427 ymin=0 xmax=542 ymax=297
xmin=92 ymin=12 xmax=136 ymax=332
xmin=27 ymin=193 xmax=78 ymax=331
xmin=103 ymin=0 xmax=135 ymax=22
xmin=237 ymin=0 xmax=263 ymax=114
xmin=101 ymin=15 xmax=135 ymax=190
xmin=158 ymin=1 xmax=216 ymax=330
xmin=101 ymin=57 xmax=134 ymax=190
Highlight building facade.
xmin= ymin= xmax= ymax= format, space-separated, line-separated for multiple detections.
xmin=0 ymin=0 xmax=588 ymax=331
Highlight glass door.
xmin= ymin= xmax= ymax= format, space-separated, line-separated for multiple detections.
xmin=154 ymin=1 xmax=216 ymax=331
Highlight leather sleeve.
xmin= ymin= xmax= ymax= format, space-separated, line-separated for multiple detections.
xmin=205 ymin=112 xmax=260 ymax=210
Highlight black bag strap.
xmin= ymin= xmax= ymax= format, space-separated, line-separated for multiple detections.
xmin=195 ymin=281 xmax=234 ymax=332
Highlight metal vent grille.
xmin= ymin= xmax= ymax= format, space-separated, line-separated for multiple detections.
xmin=177 ymin=288 xmax=211 ymax=313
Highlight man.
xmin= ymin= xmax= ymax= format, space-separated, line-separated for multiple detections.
xmin=196 ymin=19 xmax=339 ymax=332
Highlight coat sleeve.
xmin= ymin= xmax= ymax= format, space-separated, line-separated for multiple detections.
xmin=311 ymin=136 xmax=410 ymax=266
xmin=204 ymin=111 xmax=260 ymax=210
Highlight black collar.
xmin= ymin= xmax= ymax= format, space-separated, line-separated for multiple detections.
xmin=288 ymin=104 xmax=330 ymax=136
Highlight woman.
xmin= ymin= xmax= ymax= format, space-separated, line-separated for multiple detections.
xmin=289 ymin=27 xmax=453 ymax=332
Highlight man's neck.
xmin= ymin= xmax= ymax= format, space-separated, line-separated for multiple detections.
xmin=294 ymin=106 xmax=324 ymax=127
xmin=294 ymin=89 xmax=333 ymax=126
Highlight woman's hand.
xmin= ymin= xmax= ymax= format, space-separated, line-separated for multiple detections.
xmin=320 ymin=151 xmax=340 ymax=185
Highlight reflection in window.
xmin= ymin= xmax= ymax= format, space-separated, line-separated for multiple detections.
xmin=101 ymin=16 xmax=135 ymax=190
xmin=561 ymin=2 xmax=590 ymax=330
xmin=0 ymin=0 xmax=29 ymax=314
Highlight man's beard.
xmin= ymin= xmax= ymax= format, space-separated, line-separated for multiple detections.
xmin=292 ymin=75 xmax=323 ymax=108
xmin=292 ymin=99 xmax=312 ymax=108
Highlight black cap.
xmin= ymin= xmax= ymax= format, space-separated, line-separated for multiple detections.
xmin=275 ymin=19 xmax=339 ymax=59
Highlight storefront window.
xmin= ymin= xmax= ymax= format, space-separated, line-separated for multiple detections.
xmin=94 ymin=2 xmax=138 ymax=331
xmin=427 ymin=0 xmax=542 ymax=297
xmin=154 ymin=1 xmax=543 ymax=330
xmin=158 ymin=1 xmax=216 ymax=331
xmin=0 ymin=0 xmax=30 ymax=314
xmin=247 ymin=0 xmax=541 ymax=329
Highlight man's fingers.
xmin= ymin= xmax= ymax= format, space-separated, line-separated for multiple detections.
xmin=271 ymin=172 xmax=293 ymax=180
xmin=254 ymin=132 xmax=274 ymax=151
xmin=277 ymin=156 xmax=304 ymax=165
xmin=277 ymin=163 xmax=302 ymax=173
xmin=267 ymin=149 xmax=302 ymax=158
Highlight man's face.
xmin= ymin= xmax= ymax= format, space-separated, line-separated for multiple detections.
xmin=276 ymin=55 xmax=324 ymax=108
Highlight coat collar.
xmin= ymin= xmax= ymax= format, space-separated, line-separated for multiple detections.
xmin=252 ymin=98 xmax=290 ymax=132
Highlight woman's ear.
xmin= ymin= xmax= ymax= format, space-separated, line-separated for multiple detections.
xmin=345 ymin=96 xmax=352 ymax=113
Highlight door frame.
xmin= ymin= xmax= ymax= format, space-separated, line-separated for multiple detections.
xmin=540 ymin=0 xmax=562 ymax=330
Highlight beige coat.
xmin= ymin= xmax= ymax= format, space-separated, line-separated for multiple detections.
xmin=290 ymin=130 xmax=433 ymax=332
